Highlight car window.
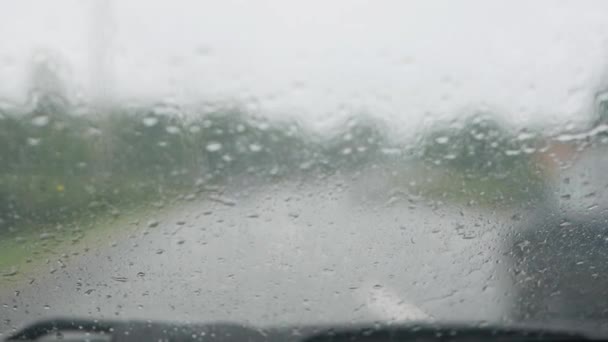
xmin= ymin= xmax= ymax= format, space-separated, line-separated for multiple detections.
xmin=3 ymin=0 xmax=608 ymax=337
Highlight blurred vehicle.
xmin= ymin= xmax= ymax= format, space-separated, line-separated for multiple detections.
xmin=508 ymin=121 xmax=608 ymax=326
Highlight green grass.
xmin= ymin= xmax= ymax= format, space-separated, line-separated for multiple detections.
xmin=418 ymin=169 xmax=545 ymax=207
xmin=0 ymin=194 xmax=177 ymax=288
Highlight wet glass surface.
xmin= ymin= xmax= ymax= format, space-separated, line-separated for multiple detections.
xmin=3 ymin=0 xmax=608 ymax=337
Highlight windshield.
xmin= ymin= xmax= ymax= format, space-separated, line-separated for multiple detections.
xmin=3 ymin=0 xmax=608 ymax=337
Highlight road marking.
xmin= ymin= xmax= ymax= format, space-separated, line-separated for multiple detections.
xmin=358 ymin=282 xmax=431 ymax=322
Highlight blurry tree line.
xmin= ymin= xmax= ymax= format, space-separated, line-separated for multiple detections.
xmin=416 ymin=113 xmax=548 ymax=206
xmin=0 ymin=101 xmax=548 ymax=230
xmin=0 ymin=99 xmax=391 ymax=230
xmin=0 ymin=54 xmax=552 ymax=232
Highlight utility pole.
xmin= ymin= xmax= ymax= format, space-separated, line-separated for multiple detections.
xmin=89 ymin=0 xmax=116 ymax=175
xmin=89 ymin=0 xmax=114 ymax=109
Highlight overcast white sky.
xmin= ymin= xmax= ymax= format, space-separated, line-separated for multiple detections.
xmin=2 ymin=0 xmax=608 ymax=129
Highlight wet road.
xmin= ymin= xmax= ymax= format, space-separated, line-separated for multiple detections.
xmin=0 ymin=175 xmax=516 ymax=334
